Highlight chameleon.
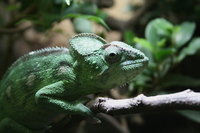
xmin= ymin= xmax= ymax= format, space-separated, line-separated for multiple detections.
xmin=0 ymin=33 xmax=149 ymax=133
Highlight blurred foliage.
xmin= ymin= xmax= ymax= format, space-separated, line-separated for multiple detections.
xmin=124 ymin=18 xmax=200 ymax=94
xmin=124 ymin=18 xmax=200 ymax=124
xmin=0 ymin=0 xmax=108 ymax=31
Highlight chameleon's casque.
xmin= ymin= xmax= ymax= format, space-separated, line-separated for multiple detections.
xmin=0 ymin=33 xmax=148 ymax=133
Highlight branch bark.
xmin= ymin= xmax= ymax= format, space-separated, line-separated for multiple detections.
xmin=89 ymin=89 xmax=200 ymax=115
xmin=48 ymin=89 xmax=200 ymax=133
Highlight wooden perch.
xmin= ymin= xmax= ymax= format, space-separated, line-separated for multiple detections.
xmin=89 ymin=89 xmax=200 ymax=115
xmin=48 ymin=89 xmax=200 ymax=133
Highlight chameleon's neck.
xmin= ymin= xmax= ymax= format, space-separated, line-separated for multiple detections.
xmin=72 ymin=61 xmax=109 ymax=95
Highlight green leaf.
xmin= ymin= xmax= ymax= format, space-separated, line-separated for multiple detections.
xmin=6 ymin=5 xmax=19 ymax=11
xmin=179 ymin=110 xmax=200 ymax=123
xmin=134 ymin=74 xmax=151 ymax=87
xmin=96 ymin=9 xmax=108 ymax=20
xmin=177 ymin=37 xmax=200 ymax=62
xmin=155 ymin=48 xmax=176 ymax=61
xmin=64 ymin=14 xmax=110 ymax=30
xmin=157 ymin=38 xmax=167 ymax=47
xmin=145 ymin=18 xmax=173 ymax=46
xmin=134 ymin=37 xmax=154 ymax=52
xmin=134 ymin=43 xmax=154 ymax=62
xmin=158 ymin=57 xmax=172 ymax=78
xmin=124 ymin=30 xmax=135 ymax=45
xmin=73 ymin=18 xmax=93 ymax=33
xmin=173 ymin=22 xmax=196 ymax=48
xmin=161 ymin=74 xmax=200 ymax=88
xmin=153 ymin=19 xmax=173 ymax=37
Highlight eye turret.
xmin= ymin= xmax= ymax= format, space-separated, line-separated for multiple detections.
xmin=104 ymin=46 xmax=122 ymax=64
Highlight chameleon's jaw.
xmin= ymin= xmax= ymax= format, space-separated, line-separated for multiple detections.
xmin=96 ymin=56 xmax=149 ymax=90
xmin=121 ymin=56 xmax=149 ymax=70
xmin=122 ymin=58 xmax=148 ymax=66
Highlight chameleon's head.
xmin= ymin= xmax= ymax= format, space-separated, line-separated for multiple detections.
xmin=69 ymin=33 xmax=149 ymax=92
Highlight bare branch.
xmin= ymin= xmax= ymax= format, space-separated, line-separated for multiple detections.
xmin=89 ymin=89 xmax=200 ymax=115
xmin=48 ymin=89 xmax=200 ymax=133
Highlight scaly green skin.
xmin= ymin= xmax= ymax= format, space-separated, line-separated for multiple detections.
xmin=0 ymin=33 xmax=148 ymax=133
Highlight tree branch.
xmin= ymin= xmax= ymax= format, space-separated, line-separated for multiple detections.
xmin=89 ymin=89 xmax=200 ymax=115
xmin=48 ymin=89 xmax=200 ymax=133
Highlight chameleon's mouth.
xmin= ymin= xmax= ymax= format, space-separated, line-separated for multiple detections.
xmin=120 ymin=56 xmax=149 ymax=71
xmin=121 ymin=58 xmax=148 ymax=68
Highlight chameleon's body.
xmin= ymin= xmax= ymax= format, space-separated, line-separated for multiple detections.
xmin=0 ymin=33 xmax=148 ymax=133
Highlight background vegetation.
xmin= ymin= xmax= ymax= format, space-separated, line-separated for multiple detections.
xmin=1 ymin=0 xmax=200 ymax=133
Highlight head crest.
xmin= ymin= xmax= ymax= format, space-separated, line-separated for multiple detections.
xmin=69 ymin=33 xmax=107 ymax=55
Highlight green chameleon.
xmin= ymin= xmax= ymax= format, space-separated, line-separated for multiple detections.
xmin=0 ymin=33 xmax=148 ymax=133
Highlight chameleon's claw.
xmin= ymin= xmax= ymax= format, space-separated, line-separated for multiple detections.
xmin=94 ymin=117 xmax=101 ymax=124
xmin=85 ymin=116 xmax=101 ymax=124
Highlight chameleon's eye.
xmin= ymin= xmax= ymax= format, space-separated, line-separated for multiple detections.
xmin=104 ymin=46 xmax=122 ymax=64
